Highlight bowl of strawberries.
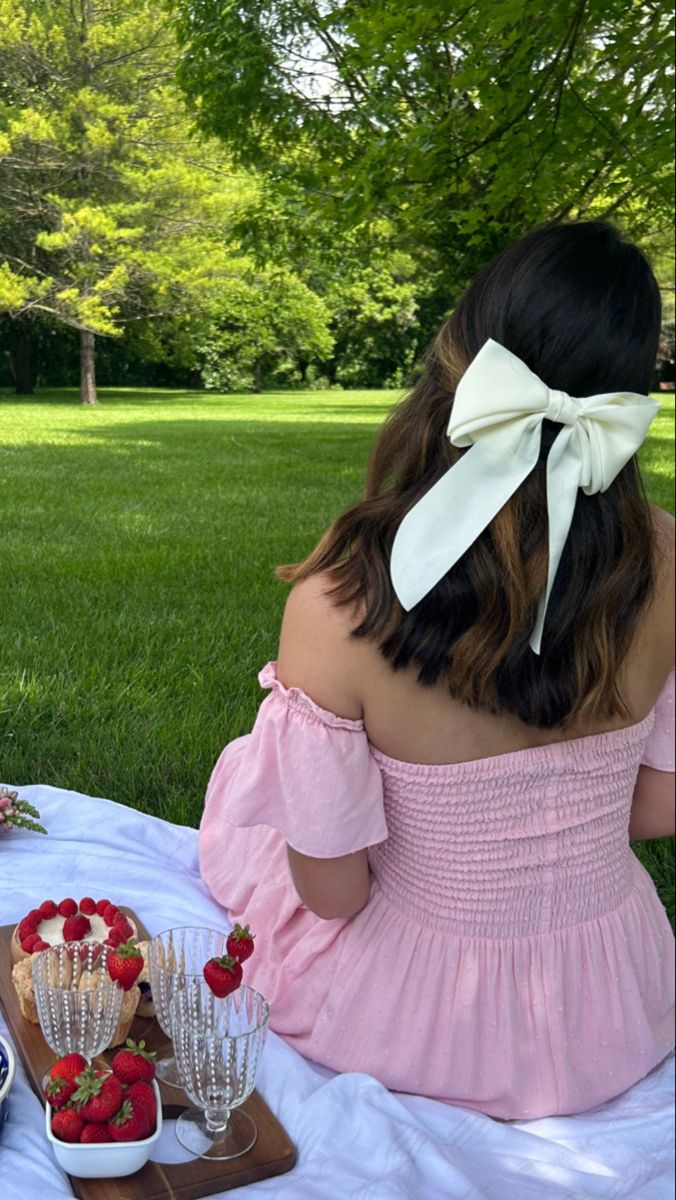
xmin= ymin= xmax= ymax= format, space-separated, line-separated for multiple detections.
xmin=43 ymin=1041 xmax=162 ymax=1178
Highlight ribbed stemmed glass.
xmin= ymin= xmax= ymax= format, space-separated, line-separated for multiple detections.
xmin=169 ymin=979 xmax=269 ymax=1160
xmin=32 ymin=943 xmax=123 ymax=1059
xmin=147 ymin=926 xmax=231 ymax=1088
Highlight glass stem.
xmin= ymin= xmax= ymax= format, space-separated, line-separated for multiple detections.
xmin=205 ymin=1105 xmax=230 ymax=1133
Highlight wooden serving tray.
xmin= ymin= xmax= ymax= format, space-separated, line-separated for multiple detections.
xmin=0 ymin=911 xmax=297 ymax=1199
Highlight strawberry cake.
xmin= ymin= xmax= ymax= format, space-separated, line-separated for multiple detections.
xmin=10 ymin=898 xmax=138 ymax=966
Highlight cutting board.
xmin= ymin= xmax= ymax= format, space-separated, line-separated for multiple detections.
xmin=0 ymin=911 xmax=297 ymax=1198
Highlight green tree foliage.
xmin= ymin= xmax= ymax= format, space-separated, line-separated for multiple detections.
xmin=172 ymin=0 xmax=674 ymax=298
xmin=0 ymin=0 xmax=335 ymax=398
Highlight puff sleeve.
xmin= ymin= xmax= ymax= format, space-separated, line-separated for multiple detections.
xmin=200 ymin=661 xmax=388 ymax=858
xmin=640 ymin=667 xmax=675 ymax=772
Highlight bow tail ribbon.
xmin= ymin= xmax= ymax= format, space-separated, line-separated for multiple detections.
xmin=530 ymin=426 xmax=582 ymax=654
xmin=390 ymin=422 xmax=542 ymax=613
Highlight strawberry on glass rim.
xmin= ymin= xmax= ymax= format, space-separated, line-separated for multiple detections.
xmin=203 ymin=955 xmax=243 ymax=998
xmin=107 ymin=940 xmax=144 ymax=991
xmin=226 ymin=923 xmax=256 ymax=963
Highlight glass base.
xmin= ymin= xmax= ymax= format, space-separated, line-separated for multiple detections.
xmin=175 ymin=1107 xmax=258 ymax=1161
xmin=154 ymin=1047 xmax=183 ymax=1090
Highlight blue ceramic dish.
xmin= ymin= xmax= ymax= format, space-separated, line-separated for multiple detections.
xmin=0 ymin=1034 xmax=15 ymax=1136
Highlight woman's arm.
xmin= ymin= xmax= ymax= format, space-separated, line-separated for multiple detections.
xmin=277 ymin=573 xmax=372 ymax=920
xmin=629 ymin=766 xmax=675 ymax=841
xmin=286 ymin=846 xmax=371 ymax=920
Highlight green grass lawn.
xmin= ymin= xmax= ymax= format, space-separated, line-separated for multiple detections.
xmin=1 ymin=386 xmax=673 ymax=925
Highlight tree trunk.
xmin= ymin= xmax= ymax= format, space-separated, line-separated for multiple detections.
xmin=80 ymin=330 xmax=98 ymax=404
xmin=253 ymin=359 xmax=262 ymax=394
xmin=11 ymin=326 xmax=35 ymax=395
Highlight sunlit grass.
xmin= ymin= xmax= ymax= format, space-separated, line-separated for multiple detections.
xmin=0 ymin=386 xmax=673 ymax=924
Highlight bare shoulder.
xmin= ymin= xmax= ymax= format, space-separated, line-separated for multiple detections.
xmin=276 ymin=571 xmax=366 ymax=719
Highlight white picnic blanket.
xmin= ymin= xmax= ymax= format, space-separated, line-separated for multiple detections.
xmin=0 ymin=784 xmax=673 ymax=1200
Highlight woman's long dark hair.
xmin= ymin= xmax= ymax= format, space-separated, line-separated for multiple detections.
xmin=277 ymin=220 xmax=663 ymax=729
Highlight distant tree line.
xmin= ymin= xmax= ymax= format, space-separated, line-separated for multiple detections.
xmin=0 ymin=0 xmax=673 ymax=400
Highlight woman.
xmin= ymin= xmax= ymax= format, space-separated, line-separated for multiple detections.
xmin=199 ymin=219 xmax=674 ymax=1120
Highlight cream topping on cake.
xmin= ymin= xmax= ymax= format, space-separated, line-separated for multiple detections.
xmin=33 ymin=912 xmax=137 ymax=946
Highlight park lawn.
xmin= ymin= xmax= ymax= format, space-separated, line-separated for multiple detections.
xmin=0 ymin=386 xmax=674 ymax=926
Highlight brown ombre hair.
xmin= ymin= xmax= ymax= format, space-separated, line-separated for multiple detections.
xmin=277 ymin=220 xmax=663 ymax=729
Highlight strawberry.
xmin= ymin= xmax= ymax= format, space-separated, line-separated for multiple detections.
xmin=113 ymin=917 xmax=134 ymax=940
xmin=95 ymin=898 xmax=111 ymax=916
xmin=57 ymin=898 xmax=78 ymax=918
xmin=44 ymin=1076 xmax=77 ymax=1109
xmin=72 ymin=1067 xmax=124 ymax=1122
xmin=105 ymin=926 xmax=126 ymax=948
xmin=49 ymin=1053 xmax=88 ymax=1084
xmin=62 ymin=913 xmax=91 ymax=942
xmin=51 ymin=1108 xmax=86 ymax=1143
xmin=226 ymin=923 xmax=256 ymax=963
xmin=107 ymin=1097 xmax=151 ymax=1142
xmin=203 ymin=955 xmax=243 ymax=998
xmin=111 ymin=1039 xmax=156 ymax=1085
xmin=21 ymin=932 xmax=43 ymax=953
xmin=79 ymin=896 xmax=97 ymax=916
xmin=80 ymin=1122 xmax=113 ymax=1143
xmin=18 ymin=915 xmax=38 ymax=940
xmin=38 ymin=900 xmax=58 ymax=920
xmin=125 ymin=1081 xmax=157 ymax=1128
xmin=107 ymin=940 xmax=143 ymax=991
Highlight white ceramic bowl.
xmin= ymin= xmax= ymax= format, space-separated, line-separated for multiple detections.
xmin=0 ymin=1035 xmax=16 ymax=1136
xmin=44 ymin=1079 xmax=162 ymax=1178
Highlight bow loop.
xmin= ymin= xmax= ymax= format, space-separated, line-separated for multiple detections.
xmin=390 ymin=337 xmax=659 ymax=654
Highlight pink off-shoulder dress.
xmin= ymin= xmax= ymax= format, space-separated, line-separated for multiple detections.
xmin=198 ymin=661 xmax=675 ymax=1121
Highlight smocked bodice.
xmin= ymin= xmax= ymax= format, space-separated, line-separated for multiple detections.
xmin=368 ymin=715 xmax=654 ymax=938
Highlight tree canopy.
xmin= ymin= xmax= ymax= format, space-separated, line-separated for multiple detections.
xmin=173 ymin=0 xmax=674 ymax=287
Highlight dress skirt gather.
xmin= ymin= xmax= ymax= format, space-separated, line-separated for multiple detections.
xmin=198 ymin=662 xmax=676 ymax=1120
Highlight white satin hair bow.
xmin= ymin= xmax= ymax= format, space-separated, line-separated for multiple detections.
xmin=389 ymin=338 xmax=659 ymax=654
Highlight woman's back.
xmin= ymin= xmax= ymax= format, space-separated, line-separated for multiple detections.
xmin=279 ymin=506 xmax=674 ymax=767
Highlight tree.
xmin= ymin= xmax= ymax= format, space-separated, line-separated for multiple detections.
xmin=171 ymin=0 xmax=674 ymax=299
xmin=0 ymin=0 xmax=258 ymax=401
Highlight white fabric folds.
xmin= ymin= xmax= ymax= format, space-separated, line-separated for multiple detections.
xmin=389 ymin=338 xmax=659 ymax=653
